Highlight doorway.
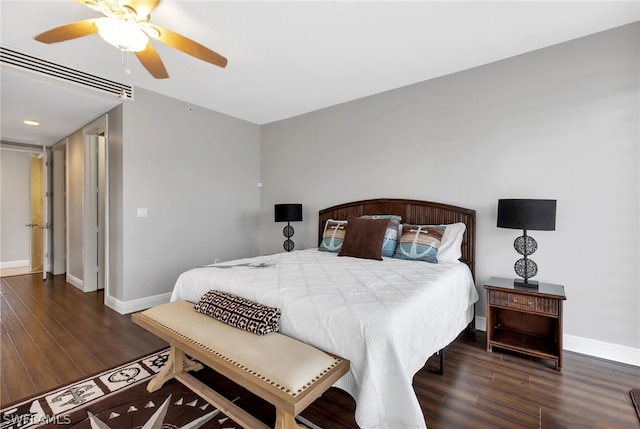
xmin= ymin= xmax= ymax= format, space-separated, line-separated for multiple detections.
xmin=45 ymin=117 xmax=108 ymax=295
xmin=0 ymin=119 xmax=108 ymax=291
xmin=0 ymin=143 xmax=46 ymax=278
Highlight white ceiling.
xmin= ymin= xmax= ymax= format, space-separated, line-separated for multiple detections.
xmin=1 ymin=1 xmax=638 ymax=146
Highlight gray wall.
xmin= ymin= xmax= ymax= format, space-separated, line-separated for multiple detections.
xmin=108 ymin=105 xmax=124 ymax=300
xmin=259 ymin=23 xmax=639 ymax=351
xmin=0 ymin=149 xmax=30 ymax=265
xmin=39 ymin=88 xmax=261 ymax=306
xmin=115 ymin=88 xmax=261 ymax=302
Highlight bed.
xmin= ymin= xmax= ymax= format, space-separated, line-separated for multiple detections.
xmin=171 ymin=198 xmax=478 ymax=429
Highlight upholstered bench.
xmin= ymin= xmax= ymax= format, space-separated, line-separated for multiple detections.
xmin=132 ymin=301 xmax=349 ymax=429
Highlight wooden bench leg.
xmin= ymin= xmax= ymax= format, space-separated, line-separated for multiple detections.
xmin=274 ymin=409 xmax=304 ymax=429
xmin=147 ymin=347 xmax=177 ymax=392
xmin=147 ymin=346 xmax=203 ymax=393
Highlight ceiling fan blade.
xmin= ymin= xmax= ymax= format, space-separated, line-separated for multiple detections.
xmin=122 ymin=0 xmax=160 ymax=20
xmin=35 ymin=19 xmax=98 ymax=43
xmin=150 ymin=25 xmax=227 ymax=68
xmin=135 ymin=42 xmax=169 ymax=79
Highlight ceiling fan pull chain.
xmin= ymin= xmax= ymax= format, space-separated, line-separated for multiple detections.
xmin=121 ymin=49 xmax=132 ymax=75
xmin=126 ymin=51 xmax=131 ymax=74
xmin=119 ymin=50 xmax=131 ymax=100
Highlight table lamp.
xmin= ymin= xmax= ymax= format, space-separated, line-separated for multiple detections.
xmin=497 ymin=199 xmax=556 ymax=288
xmin=274 ymin=204 xmax=302 ymax=252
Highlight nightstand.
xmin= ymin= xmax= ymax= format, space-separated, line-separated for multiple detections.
xmin=484 ymin=276 xmax=566 ymax=370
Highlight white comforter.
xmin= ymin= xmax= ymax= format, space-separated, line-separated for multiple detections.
xmin=171 ymin=249 xmax=478 ymax=429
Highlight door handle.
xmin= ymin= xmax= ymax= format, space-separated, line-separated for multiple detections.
xmin=40 ymin=224 xmax=51 ymax=229
xmin=25 ymin=223 xmax=38 ymax=227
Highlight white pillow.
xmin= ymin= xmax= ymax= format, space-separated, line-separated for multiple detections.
xmin=437 ymin=222 xmax=466 ymax=262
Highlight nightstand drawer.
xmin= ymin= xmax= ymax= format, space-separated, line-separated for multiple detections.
xmin=489 ymin=290 xmax=559 ymax=316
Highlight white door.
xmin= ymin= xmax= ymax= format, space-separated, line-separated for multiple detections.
xmin=83 ymin=133 xmax=106 ymax=291
xmin=42 ymin=145 xmax=52 ymax=280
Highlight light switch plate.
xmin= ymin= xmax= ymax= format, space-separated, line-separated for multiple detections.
xmin=137 ymin=208 xmax=148 ymax=218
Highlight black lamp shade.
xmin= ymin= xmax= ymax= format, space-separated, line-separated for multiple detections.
xmin=274 ymin=204 xmax=302 ymax=222
xmin=497 ymin=199 xmax=556 ymax=231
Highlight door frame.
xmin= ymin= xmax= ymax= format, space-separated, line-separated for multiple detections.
xmin=42 ymin=144 xmax=52 ymax=280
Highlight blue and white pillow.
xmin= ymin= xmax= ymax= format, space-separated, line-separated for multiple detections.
xmin=359 ymin=215 xmax=401 ymax=257
xmin=318 ymin=219 xmax=348 ymax=252
xmin=392 ymin=224 xmax=445 ymax=263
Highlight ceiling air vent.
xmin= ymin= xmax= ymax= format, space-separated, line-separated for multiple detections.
xmin=0 ymin=45 xmax=133 ymax=100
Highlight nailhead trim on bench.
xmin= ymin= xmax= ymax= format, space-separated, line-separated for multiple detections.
xmin=136 ymin=313 xmax=344 ymax=397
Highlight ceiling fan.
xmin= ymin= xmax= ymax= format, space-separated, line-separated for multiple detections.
xmin=34 ymin=0 xmax=227 ymax=79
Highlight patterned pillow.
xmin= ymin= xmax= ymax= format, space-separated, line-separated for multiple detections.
xmin=392 ymin=224 xmax=446 ymax=263
xmin=360 ymin=215 xmax=401 ymax=257
xmin=318 ymin=219 xmax=348 ymax=252
xmin=194 ymin=290 xmax=281 ymax=336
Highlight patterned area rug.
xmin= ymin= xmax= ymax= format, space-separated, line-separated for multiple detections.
xmin=631 ymin=389 xmax=640 ymax=424
xmin=1 ymin=349 xmax=319 ymax=429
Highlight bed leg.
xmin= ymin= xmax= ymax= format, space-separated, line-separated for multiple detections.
xmin=439 ymin=349 xmax=445 ymax=376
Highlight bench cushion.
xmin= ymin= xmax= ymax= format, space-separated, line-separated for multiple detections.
xmin=138 ymin=301 xmax=343 ymax=397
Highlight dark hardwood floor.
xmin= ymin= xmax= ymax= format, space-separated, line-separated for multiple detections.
xmin=1 ymin=274 xmax=639 ymax=428
xmin=0 ymin=273 xmax=167 ymax=406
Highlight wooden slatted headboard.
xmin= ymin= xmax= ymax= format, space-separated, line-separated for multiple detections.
xmin=318 ymin=198 xmax=476 ymax=278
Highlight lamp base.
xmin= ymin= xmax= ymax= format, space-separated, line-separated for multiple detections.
xmin=514 ymin=278 xmax=539 ymax=289
xmin=283 ymin=239 xmax=294 ymax=252
xmin=282 ymin=222 xmax=295 ymax=252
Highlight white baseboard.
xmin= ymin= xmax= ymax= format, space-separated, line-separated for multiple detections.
xmin=0 ymin=260 xmax=29 ymax=269
xmin=474 ymin=316 xmax=639 ymax=367
xmin=563 ymin=334 xmax=640 ymax=367
xmin=475 ymin=315 xmax=487 ymax=332
xmin=66 ymin=273 xmax=83 ymax=290
xmin=105 ymin=292 xmax=172 ymax=315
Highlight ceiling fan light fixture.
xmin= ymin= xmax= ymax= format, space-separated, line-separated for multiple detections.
xmin=95 ymin=17 xmax=148 ymax=52
xmin=141 ymin=24 xmax=160 ymax=39
xmin=34 ymin=0 xmax=227 ymax=79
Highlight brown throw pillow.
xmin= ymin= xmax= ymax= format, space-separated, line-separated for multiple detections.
xmin=338 ymin=217 xmax=389 ymax=261
xmin=194 ymin=290 xmax=281 ymax=335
